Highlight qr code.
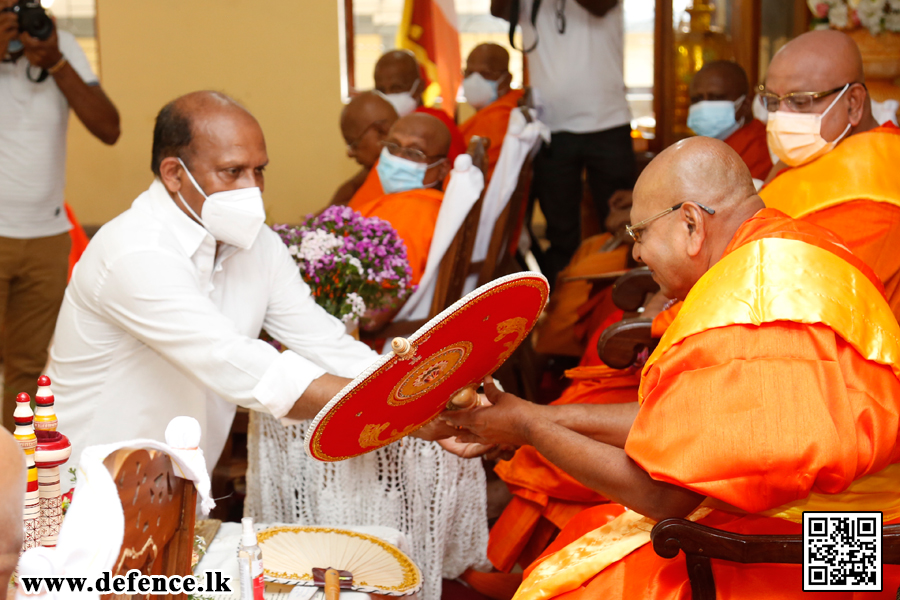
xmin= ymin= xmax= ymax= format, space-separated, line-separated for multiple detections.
xmin=803 ymin=511 xmax=882 ymax=591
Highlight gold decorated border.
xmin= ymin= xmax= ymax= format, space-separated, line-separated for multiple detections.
xmin=257 ymin=526 xmax=422 ymax=593
xmin=309 ymin=277 xmax=549 ymax=460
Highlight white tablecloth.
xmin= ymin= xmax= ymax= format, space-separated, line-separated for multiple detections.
xmin=195 ymin=522 xmax=418 ymax=599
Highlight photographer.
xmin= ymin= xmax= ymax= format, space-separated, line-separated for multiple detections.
xmin=0 ymin=0 xmax=119 ymax=429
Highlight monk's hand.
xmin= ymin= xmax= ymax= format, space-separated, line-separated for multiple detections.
xmin=441 ymin=376 xmax=536 ymax=447
xmin=410 ymin=416 xmax=460 ymax=442
xmin=436 ymin=437 xmax=497 ymax=459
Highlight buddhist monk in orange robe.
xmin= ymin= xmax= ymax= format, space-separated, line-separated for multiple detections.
xmin=759 ymin=30 xmax=900 ymax=322
xmin=374 ymin=50 xmax=466 ymax=166
xmin=688 ymin=60 xmax=772 ymax=180
xmin=446 ymin=137 xmax=900 ymax=599
xmin=459 ymin=43 xmax=525 ymax=182
xmin=353 ymin=112 xmax=451 ymax=287
xmin=330 ymin=91 xmax=397 ymax=207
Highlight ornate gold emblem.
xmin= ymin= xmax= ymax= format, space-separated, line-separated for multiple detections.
xmin=388 ymin=341 xmax=473 ymax=406
xmin=492 ymin=317 xmax=528 ymax=371
xmin=358 ymin=423 xmax=390 ymax=448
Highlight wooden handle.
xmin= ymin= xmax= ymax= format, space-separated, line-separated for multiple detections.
xmin=324 ymin=568 xmax=340 ymax=600
xmin=391 ymin=337 xmax=412 ymax=357
xmin=448 ymin=387 xmax=479 ymax=410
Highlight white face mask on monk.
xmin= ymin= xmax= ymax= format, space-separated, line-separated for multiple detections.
xmin=766 ymin=83 xmax=852 ymax=167
xmin=380 ymin=80 xmax=420 ymax=118
xmin=176 ymin=158 xmax=266 ymax=249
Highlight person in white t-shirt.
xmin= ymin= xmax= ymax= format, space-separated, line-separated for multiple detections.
xmin=0 ymin=0 xmax=120 ymax=429
xmin=492 ymin=0 xmax=636 ymax=286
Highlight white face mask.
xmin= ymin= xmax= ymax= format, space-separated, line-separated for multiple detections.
xmin=380 ymin=79 xmax=420 ymax=117
xmin=463 ymin=73 xmax=500 ymax=110
xmin=766 ymin=83 xmax=852 ymax=167
xmin=176 ymin=158 xmax=266 ymax=249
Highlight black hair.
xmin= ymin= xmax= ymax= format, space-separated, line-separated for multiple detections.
xmin=150 ymin=99 xmax=193 ymax=176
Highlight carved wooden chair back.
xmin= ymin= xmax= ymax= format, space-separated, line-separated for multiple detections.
xmin=596 ymin=267 xmax=660 ymax=369
xmin=104 ymin=447 xmax=197 ymax=598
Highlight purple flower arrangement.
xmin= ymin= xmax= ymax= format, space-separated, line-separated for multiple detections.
xmin=273 ymin=205 xmax=415 ymax=325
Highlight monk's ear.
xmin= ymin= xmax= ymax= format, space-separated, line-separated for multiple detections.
xmin=847 ymin=83 xmax=867 ymax=127
xmin=681 ymin=203 xmax=707 ymax=258
xmin=436 ymin=158 xmax=452 ymax=182
xmin=498 ymin=72 xmax=512 ymax=96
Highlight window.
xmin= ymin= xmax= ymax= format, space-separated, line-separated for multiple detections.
xmin=43 ymin=0 xmax=98 ymax=76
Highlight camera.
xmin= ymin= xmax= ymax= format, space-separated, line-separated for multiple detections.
xmin=1 ymin=0 xmax=53 ymax=41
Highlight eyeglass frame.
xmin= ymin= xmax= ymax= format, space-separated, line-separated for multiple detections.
xmin=756 ymin=82 xmax=862 ymax=113
xmin=381 ymin=140 xmax=447 ymax=165
xmin=625 ymin=202 xmax=716 ymax=243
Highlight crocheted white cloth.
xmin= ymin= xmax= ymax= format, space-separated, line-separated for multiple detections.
xmin=245 ymin=412 xmax=490 ymax=600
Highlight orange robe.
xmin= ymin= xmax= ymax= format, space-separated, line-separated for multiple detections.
xmin=416 ymin=105 xmax=466 ymax=166
xmin=723 ymin=118 xmax=772 ymax=181
xmin=347 ymin=166 xmax=384 ymax=212
xmin=354 ymin=188 xmax=442 ymax=286
xmin=65 ymin=203 xmax=90 ymax=281
xmin=459 ymin=89 xmax=526 ymax=182
xmin=760 ymin=122 xmax=900 ymax=321
xmin=516 ymin=208 xmax=900 ymax=600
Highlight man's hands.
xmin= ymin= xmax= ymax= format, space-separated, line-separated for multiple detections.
xmin=0 ymin=0 xmax=18 ymax=57
xmin=20 ymin=27 xmax=62 ymax=70
xmin=442 ymin=376 xmax=542 ymax=448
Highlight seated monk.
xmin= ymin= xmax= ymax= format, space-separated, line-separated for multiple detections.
xmin=446 ymin=137 xmax=900 ymax=599
xmin=688 ymin=60 xmax=772 ymax=181
xmin=331 ymin=91 xmax=397 ymax=207
xmin=759 ymin=30 xmax=900 ymax=321
xmin=374 ymin=50 xmax=466 ymax=165
xmin=353 ymin=112 xmax=451 ymax=289
xmin=459 ymin=43 xmax=524 ymax=182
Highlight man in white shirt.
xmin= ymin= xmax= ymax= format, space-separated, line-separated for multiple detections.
xmin=492 ymin=0 xmax=635 ymax=286
xmin=0 ymin=0 xmax=120 ymax=428
xmin=48 ymin=91 xmax=421 ymax=489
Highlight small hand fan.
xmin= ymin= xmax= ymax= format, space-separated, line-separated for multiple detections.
xmin=257 ymin=526 xmax=422 ymax=596
xmin=305 ymin=272 xmax=550 ymax=461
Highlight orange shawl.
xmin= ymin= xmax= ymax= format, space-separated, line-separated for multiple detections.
xmin=724 ymin=119 xmax=772 ymax=181
xmin=460 ymin=89 xmax=525 ymax=182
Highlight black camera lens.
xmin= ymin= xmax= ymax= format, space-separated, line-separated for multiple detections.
xmin=12 ymin=0 xmax=54 ymax=41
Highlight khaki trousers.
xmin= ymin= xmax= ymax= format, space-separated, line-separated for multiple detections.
xmin=0 ymin=232 xmax=70 ymax=431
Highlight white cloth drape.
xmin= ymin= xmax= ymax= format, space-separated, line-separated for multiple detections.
xmin=465 ymin=109 xmax=549 ymax=294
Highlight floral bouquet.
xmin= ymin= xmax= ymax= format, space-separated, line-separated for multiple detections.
xmin=809 ymin=0 xmax=900 ymax=35
xmin=274 ymin=206 xmax=415 ymax=327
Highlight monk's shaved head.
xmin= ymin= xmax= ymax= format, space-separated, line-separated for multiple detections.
xmin=341 ymin=91 xmax=399 ymax=168
xmin=765 ymin=30 xmax=877 ymax=139
xmin=631 ymin=137 xmax=764 ymax=300
xmin=467 ymin=43 xmax=510 ymax=73
xmin=374 ymin=50 xmax=421 ymax=96
xmin=384 ymin=113 xmax=453 ymax=187
xmin=690 ymin=61 xmax=749 ymax=101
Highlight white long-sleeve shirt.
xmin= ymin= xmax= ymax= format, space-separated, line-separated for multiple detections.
xmin=49 ymin=180 xmax=377 ymax=487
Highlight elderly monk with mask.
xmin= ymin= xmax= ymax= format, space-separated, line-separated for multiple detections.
xmin=459 ymin=43 xmax=524 ymax=182
xmin=760 ymin=30 xmax=900 ymax=321
xmin=353 ymin=112 xmax=451 ymax=287
xmin=374 ymin=50 xmax=466 ymax=164
xmin=330 ymin=91 xmax=397 ymax=207
xmin=688 ymin=60 xmax=772 ymax=180
xmin=446 ymin=137 xmax=900 ymax=599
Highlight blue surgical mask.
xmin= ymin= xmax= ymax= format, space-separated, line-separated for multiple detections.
xmin=376 ymin=147 xmax=445 ymax=194
xmin=687 ymin=95 xmax=746 ymax=140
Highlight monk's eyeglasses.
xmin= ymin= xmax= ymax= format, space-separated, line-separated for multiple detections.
xmin=756 ymin=83 xmax=861 ymax=113
xmin=626 ymin=202 xmax=716 ymax=244
xmin=382 ymin=141 xmax=446 ymax=165
xmin=347 ymin=120 xmax=388 ymax=152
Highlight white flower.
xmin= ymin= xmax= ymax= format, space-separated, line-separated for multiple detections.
xmin=857 ymin=0 xmax=886 ymax=32
xmin=886 ymin=9 xmax=900 ymax=30
xmin=297 ymin=230 xmax=343 ymax=265
xmin=829 ymin=2 xmax=850 ymax=27
xmin=288 ymin=245 xmax=299 ymax=256
xmin=342 ymin=292 xmax=366 ymax=323
xmin=345 ymin=256 xmax=364 ymax=274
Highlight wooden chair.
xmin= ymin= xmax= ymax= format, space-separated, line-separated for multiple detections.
xmin=364 ymin=136 xmax=488 ymax=340
xmin=651 ymin=518 xmax=900 ymax=600
xmin=596 ymin=267 xmax=660 ymax=369
xmin=104 ymin=447 xmax=197 ymax=599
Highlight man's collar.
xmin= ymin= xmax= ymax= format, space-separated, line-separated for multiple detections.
xmin=147 ymin=179 xmax=212 ymax=258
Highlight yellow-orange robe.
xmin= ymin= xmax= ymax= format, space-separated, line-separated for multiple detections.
xmin=459 ymin=89 xmax=526 ymax=182
xmin=760 ymin=122 xmax=900 ymax=321
xmin=514 ymin=208 xmax=900 ymax=600
xmin=354 ymin=188 xmax=442 ymax=286
xmin=64 ymin=203 xmax=90 ymax=281
xmin=347 ymin=166 xmax=384 ymax=213
xmin=723 ymin=118 xmax=772 ymax=181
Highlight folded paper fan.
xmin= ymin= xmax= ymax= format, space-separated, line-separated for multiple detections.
xmin=306 ymin=272 xmax=550 ymax=461
xmin=257 ymin=526 xmax=422 ymax=596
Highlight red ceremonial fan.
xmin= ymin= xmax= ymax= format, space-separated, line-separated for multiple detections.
xmin=305 ymin=272 xmax=550 ymax=461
